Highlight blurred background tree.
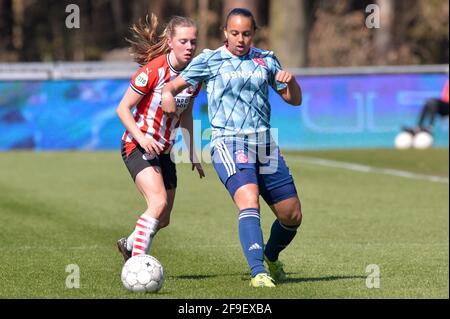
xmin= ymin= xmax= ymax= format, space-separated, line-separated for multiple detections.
xmin=0 ymin=0 xmax=448 ymax=67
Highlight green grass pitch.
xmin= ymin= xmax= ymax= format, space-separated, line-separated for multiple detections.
xmin=0 ymin=149 xmax=448 ymax=298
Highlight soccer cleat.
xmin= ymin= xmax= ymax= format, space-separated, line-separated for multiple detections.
xmin=264 ymin=255 xmax=287 ymax=282
xmin=117 ymin=237 xmax=131 ymax=262
xmin=249 ymin=273 xmax=276 ymax=288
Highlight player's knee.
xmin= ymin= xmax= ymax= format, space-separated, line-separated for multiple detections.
xmin=290 ymin=208 xmax=302 ymax=226
xmin=285 ymin=200 xmax=302 ymax=226
xmin=234 ymin=190 xmax=259 ymax=210
xmin=293 ymin=208 xmax=302 ymax=226
xmin=233 ymin=182 xmax=259 ymax=208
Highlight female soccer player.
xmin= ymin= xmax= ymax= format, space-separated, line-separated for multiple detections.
xmin=161 ymin=8 xmax=303 ymax=287
xmin=116 ymin=14 xmax=204 ymax=261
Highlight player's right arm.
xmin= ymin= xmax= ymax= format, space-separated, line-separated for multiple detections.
xmin=116 ymin=87 xmax=164 ymax=156
xmin=162 ymin=51 xmax=210 ymax=116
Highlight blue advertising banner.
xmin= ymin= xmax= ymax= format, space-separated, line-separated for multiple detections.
xmin=0 ymin=74 xmax=448 ymax=150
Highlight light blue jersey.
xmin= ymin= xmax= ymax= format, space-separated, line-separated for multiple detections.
xmin=180 ymin=46 xmax=287 ymax=146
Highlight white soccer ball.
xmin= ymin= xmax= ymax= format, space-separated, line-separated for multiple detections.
xmin=121 ymin=255 xmax=164 ymax=293
xmin=394 ymin=131 xmax=414 ymax=149
xmin=413 ymin=131 xmax=434 ymax=149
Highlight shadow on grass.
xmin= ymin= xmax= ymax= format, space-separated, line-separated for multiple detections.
xmin=170 ymin=272 xmax=250 ymax=280
xmin=278 ymin=274 xmax=367 ymax=285
xmin=169 ymin=274 xmax=222 ymax=280
xmin=170 ymin=273 xmax=366 ymax=284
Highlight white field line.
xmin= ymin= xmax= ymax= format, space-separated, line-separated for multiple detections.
xmin=288 ymin=156 xmax=449 ymax=184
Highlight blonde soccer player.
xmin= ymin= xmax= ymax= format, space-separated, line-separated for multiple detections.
xmin=116 ymin=14 xmax=204 ymax=261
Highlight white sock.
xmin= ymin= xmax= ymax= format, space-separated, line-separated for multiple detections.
xmin=126 ymin=230 xmax=136 ymax=251
xmin=132 ymin=213 xmax=159 ymax=256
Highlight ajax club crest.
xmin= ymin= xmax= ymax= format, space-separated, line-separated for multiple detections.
xmin=235 ymin=150 xmax=249 ymax=164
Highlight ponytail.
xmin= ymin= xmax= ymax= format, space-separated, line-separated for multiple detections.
xmin=127 ymin=14 xmax=197 ymax=66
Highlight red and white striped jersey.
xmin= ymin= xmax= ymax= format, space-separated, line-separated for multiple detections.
xmin=122 ymin=54 xmax=202 ymax=156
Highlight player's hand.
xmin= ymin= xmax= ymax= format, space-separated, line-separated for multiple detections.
xmin=161 ymin=91 xmax=177 ymax=117
xmin=275 ymin=70 xmax=295 ymax=84
xmin=192 ymin=163 xmax=205 ymax=179
xmin=138 ymin=136 xmax=164 ymax=156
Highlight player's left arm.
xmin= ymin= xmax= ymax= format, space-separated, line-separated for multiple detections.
xmin=276 ymin=70 xmax=302 ymax=106
xmin=179 ymin=99 xmax=205 ymax=178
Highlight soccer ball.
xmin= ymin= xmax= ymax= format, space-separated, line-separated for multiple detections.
xmin=394 ymin=131 xmax=414 ymax=149
xmin=121 ymin=255 xmax=164 ymax=293
xmin=413 ymin=131 xmax=434 ymax=149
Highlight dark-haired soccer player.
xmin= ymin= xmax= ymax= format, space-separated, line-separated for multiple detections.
xmin=162 ymin=8 xmax=303 ymax=287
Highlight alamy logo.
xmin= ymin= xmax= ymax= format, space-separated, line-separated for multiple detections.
xmin=365 ymin=4 xmax=380 ymax=29
xmin=65 ymin=264 xmax=80 ymax=288
xmin=248 ymin=243 xmax=262 ymax=251
xmin=365 ymin=264 xmax=381 ymax=288
xmin=65 ymin=4 xmax=80 ymax=29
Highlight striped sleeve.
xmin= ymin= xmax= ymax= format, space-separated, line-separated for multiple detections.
xmin=130 ymin=64 xmax=159 ymax=96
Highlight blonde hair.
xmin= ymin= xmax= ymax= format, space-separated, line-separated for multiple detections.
xmin=127 ymin=14 xmax=197 ymax=66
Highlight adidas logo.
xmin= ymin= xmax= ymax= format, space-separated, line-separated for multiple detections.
xmin=248 ymin=243 xmax=262 ymax=251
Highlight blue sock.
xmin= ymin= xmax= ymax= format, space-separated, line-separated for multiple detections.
xmin=238 ymin=208 xmax=266 ymax=277
xmin=264 ymin=220 xmax=300 ymax=262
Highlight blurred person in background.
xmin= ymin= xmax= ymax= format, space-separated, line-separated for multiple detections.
xmin=404 ymin=79 xmax=449 ymax=135
xmin=415 ymin=79 xmax=449 ymax=133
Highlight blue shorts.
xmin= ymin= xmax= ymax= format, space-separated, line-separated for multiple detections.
xmin=211 ymin=139 xmax=297 ymax=206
